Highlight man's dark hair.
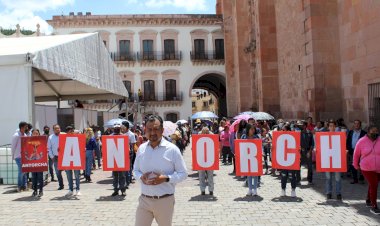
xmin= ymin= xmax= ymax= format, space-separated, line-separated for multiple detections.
xmin=52 ymin=124 xmax=60 ymax=129
xmin=65 ymin=126 xmax=74 ymax=132
xmin=354 ymin=119 xmax=362 ymax=126
xmin=307 ymin=116 xmax=312 ymax=120
xmin=147 ymin=115 xmax=163 ymax=128
xmin=367 ymin=125 xmax=378 ymax=132
xmin=122 ymin=121 xmax=130 ymax=129
xmin=328 ymin=119 xmax=336 ymax=126
xmin=43 ymin=125 xmax=50 ymax=130
xmin=27 ymin=123 xmax=33 ymax=130
xmin=19 ymin=121 xmax=28 ymax=129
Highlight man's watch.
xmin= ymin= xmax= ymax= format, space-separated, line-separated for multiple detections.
xmin=166 ymin=177 xmax=170 ymax=182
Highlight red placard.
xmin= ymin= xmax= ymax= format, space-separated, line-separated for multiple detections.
xmin=235 ymin=139 xmax=263 ymax=176
xmin=316 ymin=132 xmax=347 ymax=172
xmin=21 ymin=136 xmax=48 ymax=172
xmin=102 ymin=135 xmax=130 ymax=171
xmin=271 ymin=131 xmax=301 ymax=170
xmin=191 ymin=134 xmax=219 ymax=171
xmin=58 ymin=134 xmax=86 ymax=170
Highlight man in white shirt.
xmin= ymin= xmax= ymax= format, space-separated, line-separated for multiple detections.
xmin=48 ymin=124 xmax=64 ymax=190
xmin=11 ymin=121 xmax=28 ymax=192
xmin=133 ymin=115 xmax=187 ymax=226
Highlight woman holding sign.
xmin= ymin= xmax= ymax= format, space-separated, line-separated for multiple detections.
xmin=241 ymin=124 xmax=260 ymax=196
xmin=198 ymin=127 xmax=215 ymax=196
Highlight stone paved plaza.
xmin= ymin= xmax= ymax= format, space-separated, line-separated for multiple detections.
xmin=1 ymin=144 xmax=379 ymax=226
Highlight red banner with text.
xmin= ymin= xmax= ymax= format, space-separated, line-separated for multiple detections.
xmin=21 ymin=136 xmax=48 ymax=172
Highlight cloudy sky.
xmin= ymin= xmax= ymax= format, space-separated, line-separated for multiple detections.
xmin=0 ymin=0 xmax=216 ymax=33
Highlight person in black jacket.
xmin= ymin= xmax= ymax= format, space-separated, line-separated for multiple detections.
xmin=297 ymin=121 xmax=314 ymax=185
xmin=346 ymin=119 xmax=366 ymax=184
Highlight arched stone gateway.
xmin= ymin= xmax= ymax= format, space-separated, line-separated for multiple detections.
xmin=190 ymin=72 xmax=227 ymax=118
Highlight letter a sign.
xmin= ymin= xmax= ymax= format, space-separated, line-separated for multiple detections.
xmin=316 ymin=132 xmax=347 ymax=172
xmin=58 ymin=134 xmax=86 ymax=170
xmin=235 ymin=139 xmax=263 ymax=176
xmin=102 ymin=135 xmax=130 ymax=171
xmin=271 ymin=131 xmax=300 ymax=170
xmin=192 ymin=134 xmax=219 ymax=170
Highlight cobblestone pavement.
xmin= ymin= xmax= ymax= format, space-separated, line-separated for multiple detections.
xmin=1 ymin=144 xmax=379 ymax=226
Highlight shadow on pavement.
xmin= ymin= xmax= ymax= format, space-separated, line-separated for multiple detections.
xmin=2 ymin=189 xmax=18 ymax=194
xmin=316 ymin=200 xmax=350 ymax=207
xmin=188 ymin=195 xmax=218 ymax=202
xmin=188 ymin=172 xmax=198 ymax=178
xmin=271 ymin=197 xmax=303 ymax=202
xmin=349 ymin=203 xmax=378 ymax=219
xmin=234 ymin=196 xmax=263 ymax=202
xmin=50 ymin=196 xmax=79 ymax=201
xmin=96 ymin=195 xmax=126 ymax=201
xmin=96 ymin=179 xmax=114 ymax=185
xmin=12 ymin=196 xmax=41 ymax=201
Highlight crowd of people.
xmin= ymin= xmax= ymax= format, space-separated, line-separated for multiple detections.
xmin=10 ymin=115 xmax=380 ymax=216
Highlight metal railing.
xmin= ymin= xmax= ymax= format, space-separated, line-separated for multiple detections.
xmin=110 ymin=52 xmax=136 ymax=61
xmin=126 ymin=91 xmax=183 ymax=102
xmin=190 ymin=50 xmax=225 ymax=60
xmin=137 ymin=51 xmax=182 ymax=61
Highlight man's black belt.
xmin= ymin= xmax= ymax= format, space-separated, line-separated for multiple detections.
xmin=141 ymin=194 xmax=173 ymax=199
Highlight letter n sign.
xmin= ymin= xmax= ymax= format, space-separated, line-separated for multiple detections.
xmin=235 ymin=139 xmax=263 ymax=176
xmin=58 ymin=134 xmax=86 ymax=170
xmin=192 ymin=134 xmax=219 ymax=170
xmin=102 ymin=135 xmax=130 ymax=171
xmin=316 ymin=132 xmax=347 ymax=172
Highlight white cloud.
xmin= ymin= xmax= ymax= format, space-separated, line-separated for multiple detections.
xmin=144 ymin=0 xmax=208 ymax=12
xmin=0 ymin=0 xmax=74 ymax=34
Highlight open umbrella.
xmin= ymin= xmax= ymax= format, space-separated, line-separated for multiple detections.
xmin=191 ymin=111 xmax=218 ymax=119
xmin=176 ymin=119 xmax=188 ymax=124
xmin=235 ymin=111 xmax=274 ymax=121
xmin=163 ymin=121 xmax=178 ymax=137
xmin=104 ymin=118 xmax=134 ymax=128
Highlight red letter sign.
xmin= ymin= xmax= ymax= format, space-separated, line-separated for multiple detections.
xmin=235 ymin=139 xmax=263 ymax=176
xmin=21 ymin=136 xmax=48 ymax=172
xmin=102 ymin=135 xmax=130 ymax=171
xmin=272 ymin=131 xmax=300 ymax=170
xmin=316 ymin=132 xmax=347 ymax=172
xmin=192 ymin=134 xmax=219 ymax=170
xmin=58 ymin=134 xmax=86 ymax=170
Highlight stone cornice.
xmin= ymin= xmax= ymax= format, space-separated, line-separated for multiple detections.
xmin=47 ymin=14 xmax=223 ymax=28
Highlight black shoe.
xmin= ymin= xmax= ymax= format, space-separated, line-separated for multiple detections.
xmin=326 ymin=194 xmax=332 ymax=199
xmin=366 ymin=200 xmax=372 ymax=207
xmin=337 ymin=194 xmax=342 ymax=201
xmin=209 ymin=191 xmax=214 ymax=196
xmin=121 ymin=191 xmax=126 ymax=196
xmin=370 ymin=207 xmax=380 ymax=215
xmin=350 ymin=180 xmax=358 ymax=184
xmin=87 ymin=177 xmax=92 ymax=182
xmin=111 ymin=191 xmax=119 ymax=196
xmin=32 ymin=190 xmax=37 ymax=197
xmin=201 ymin=191 xmax=205 ymax=195
xmin=58 ymin=186 xmax=64 ymax=190
xmin=38 ymin=191 xmax=43 ymax=197
xmin=51 ymin=179 xmax=56 ymax=182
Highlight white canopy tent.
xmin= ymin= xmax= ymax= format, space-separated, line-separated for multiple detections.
xmin=0 ymin=33 xmax=128 ymax=145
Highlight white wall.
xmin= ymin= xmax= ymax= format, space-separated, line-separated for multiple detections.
xmin=0 ymin=64 xmax=33 ymax=145
xmin=35 ymin=105 xmax=58 ymax=131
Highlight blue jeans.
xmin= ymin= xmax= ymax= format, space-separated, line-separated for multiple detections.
xmin=66 ymin=170 xmax=80 ymax=191
xmin=53 ymin=157 xmax=64 ymax=188
xmin=15 ymin=158 xmax=26 ymax=188
xmin=325 ymin=172 xmax=342 ymax=195
xmin=247 ymin=176 xmax=259 ymax=191
xmin=85 ymin=150 xmax=93 ymax=176
xmin=32 ymin=172 xmax=43 ymax=191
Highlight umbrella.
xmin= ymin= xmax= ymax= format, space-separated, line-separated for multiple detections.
xmin=229 ymin=118 xmax=244 ymax=133
xmin=191 ymin=111 xmax=218 ymax=119
xmin=104 ymin=118 xmax=134 ymax=128
xmin=233 ymin=114 xmax=251 ymax=121
xmin=235 ymin=111 xmax=274 ymax=121
xmin=163 ymin=121 xmax=178 ymax=137
xmin=176 ymin=119 xmax=188 ymax=124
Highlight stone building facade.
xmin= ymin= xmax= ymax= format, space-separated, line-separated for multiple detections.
xmin=218 ymin=0 xmax=380 ymax=126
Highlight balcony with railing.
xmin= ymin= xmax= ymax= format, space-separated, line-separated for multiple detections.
xmin=127 ymin=91 xmax=183 ymax=103
xmin=190 ymin=51 xmax=225 ymax=65
xmin=110 ymin=52 xmax=136 ymax=62
xmin=137 ymin=51 xmax=182 ymax=66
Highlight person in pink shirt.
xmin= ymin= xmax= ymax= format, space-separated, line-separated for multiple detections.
xmin=353 ymin=125 xmax=380 ymax=215
xmin=220 ymin=125 xmax=231 ymax=165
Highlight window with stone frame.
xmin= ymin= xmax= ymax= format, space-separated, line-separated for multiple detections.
xmin=164 ymin=39 xmax=176 ymax=60
xmin=194 ymin=39 xmax=206 ymax=59
xmin=166 ymin=113 xmax=178 ymax=123
xmin=144 ymin=80 xmax=155 ymax=101
xmin=119 ymin=40 xmax=131 ymax=60
xmin=214 ymin=39 xmax=224 ymax=59
xmin=143 ymin=40 xmax=154 ymax=60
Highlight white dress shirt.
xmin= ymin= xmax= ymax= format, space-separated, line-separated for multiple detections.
xmin=48 ymin=134 xmax=59 ymax=159
xmin=11 ymin=130 xmax=24 ymax=160
xmin=125 ymin=130 xmax=136 ymax=144
xmin=133 ymin=138 xmax=188 ymax=196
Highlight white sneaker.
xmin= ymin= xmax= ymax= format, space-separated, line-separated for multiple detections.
xmin=76 ymin=191 xmax=81 ymax=196
xmin=281 ymin=189 xmax=286 ymax=197
xmin=291 ymin=189 xmax=296 ymax=197
xmin=66 ymin=191 xmax=73 ymax=197
xmin=246 ymin=190 xmax=252 ymax=196
xmin=252 ymin=189 xmax=258 ymax=196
